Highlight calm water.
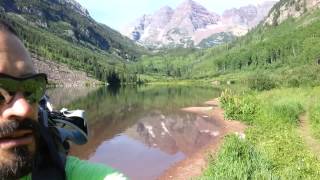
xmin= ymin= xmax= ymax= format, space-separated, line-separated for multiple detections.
xmin=47 ymin=85 xmax=221 ymax=180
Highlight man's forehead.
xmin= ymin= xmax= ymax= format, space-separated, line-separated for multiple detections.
xmin=0 ymin=30 xmax=35 ymax=77
xmin=0 ymin=57 xmax=35 ymax=76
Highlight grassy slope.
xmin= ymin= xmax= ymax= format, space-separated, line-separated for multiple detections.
xmin=200 ymin=87 xmax=320 ymax=179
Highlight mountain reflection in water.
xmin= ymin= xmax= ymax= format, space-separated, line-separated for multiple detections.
xmin=48 ymin=85 xmax=221 ymax=180
xmin=127 ymin=110 xmax=222 ymax=156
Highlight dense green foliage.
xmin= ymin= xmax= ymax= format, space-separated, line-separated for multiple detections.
xmin=131 ymin=47 xmax=211 ymax=80
xmin=198 ymin=32 xmax=236 ymax=48
xmin=247 ymin=72 xmax=277 ymax=91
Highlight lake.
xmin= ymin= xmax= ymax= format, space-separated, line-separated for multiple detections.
xmin=47 ymin=85 xmax=221 ymax=180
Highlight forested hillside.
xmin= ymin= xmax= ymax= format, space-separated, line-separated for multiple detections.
xmin=0 ymin=0 xmax=148 ymax=85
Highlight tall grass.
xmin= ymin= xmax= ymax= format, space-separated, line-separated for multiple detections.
xmin=309 ymin=100 xmax=320 ymax=139
xmin=220 ymin=89 xmax=259 ymax=124
xmin=200 ymin=135 xmax=275 ymax=180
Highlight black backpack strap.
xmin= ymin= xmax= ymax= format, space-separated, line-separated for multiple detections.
xmin=32 ymin=108 xmax=66 ymax=180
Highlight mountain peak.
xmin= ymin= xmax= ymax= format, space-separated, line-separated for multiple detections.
xmin=182 ymin=0 xmax=198 ymax=6
xmin=178 ymin=0 xmax=207 ymax=12
xmin=154 ymin=5 xmax=174 ymax=18
xmin=171 ymin=0 xmax=220 ymax=31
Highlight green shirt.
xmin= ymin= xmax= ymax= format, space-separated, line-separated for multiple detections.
xmin=21 ymin=156 xmax=127 ymax=180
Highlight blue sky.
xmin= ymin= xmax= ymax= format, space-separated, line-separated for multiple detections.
xmin=75 ymin=0 xmax=274 ymax=31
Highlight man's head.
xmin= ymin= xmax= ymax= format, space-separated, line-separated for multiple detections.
xmin=0 ymin=21 xmax=35 ymax=76
xmin=0 ymin=20 xmax=46 ymax=179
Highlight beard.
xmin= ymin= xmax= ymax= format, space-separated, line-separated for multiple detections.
xmin=0 ymin=119 xmax=40 ymax=180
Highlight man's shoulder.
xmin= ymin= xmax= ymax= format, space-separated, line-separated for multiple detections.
xmin=66 ymin=156 xmax=127 ymax=180
xmin=20 ymin=156 xmax=127 ymax=180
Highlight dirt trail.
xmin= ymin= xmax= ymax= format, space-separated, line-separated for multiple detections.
xmin=299 ymin=114 xmax=320 ymax=159
xmin=158 ymin=98 xmax=246 ymax=180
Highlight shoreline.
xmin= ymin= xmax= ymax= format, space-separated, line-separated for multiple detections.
xmin=158 ymin=98 xmax=246 ymax=180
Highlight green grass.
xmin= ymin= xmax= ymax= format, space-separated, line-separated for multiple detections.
xmin=201 ymin=87 xmax=320 ymax=179
xmin=308 ymin=87 xmax=320 ymax=140
xmin=200 ymin=135 xmax=275 ymax=180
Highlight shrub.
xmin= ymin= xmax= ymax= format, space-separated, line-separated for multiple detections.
xmin=287 ymin=77 xmax=301 ymax=87
xmin=220 ymin=89 xmax=259 ymax=124
xmin=248 ymin=73 xmax=276 ymax=91
xmin=267 ymin=99 xmax=304 ymax=125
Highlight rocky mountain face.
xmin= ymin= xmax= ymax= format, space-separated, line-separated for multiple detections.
xmin=32 ymin=53 xmax=101 ymax=86
xmin=61 ymin=0 xmax=90 ymax=18
xmin=123 ymin=0 xmax=277 ymax=49
xmin=264 ymin=0 xmax=320 ymax=26
xmin=222 ymin=1 xmax=277 ymax=28
xmin=130 ymin=6 xmax=174 ymax=42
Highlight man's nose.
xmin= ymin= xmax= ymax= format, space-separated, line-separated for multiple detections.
xmin=1 ymin=92 xmax=35 ymax=120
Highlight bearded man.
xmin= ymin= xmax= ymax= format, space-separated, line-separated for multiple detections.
xmin=0 ymin=20 xmax=126 ymax=180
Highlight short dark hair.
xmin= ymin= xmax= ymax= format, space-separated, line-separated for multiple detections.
xmin=0 ymin=18 xmax=18 ymax=37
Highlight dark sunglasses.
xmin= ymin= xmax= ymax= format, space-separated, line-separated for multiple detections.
xmin=0 ymin=73 xmax=47 ymax=106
